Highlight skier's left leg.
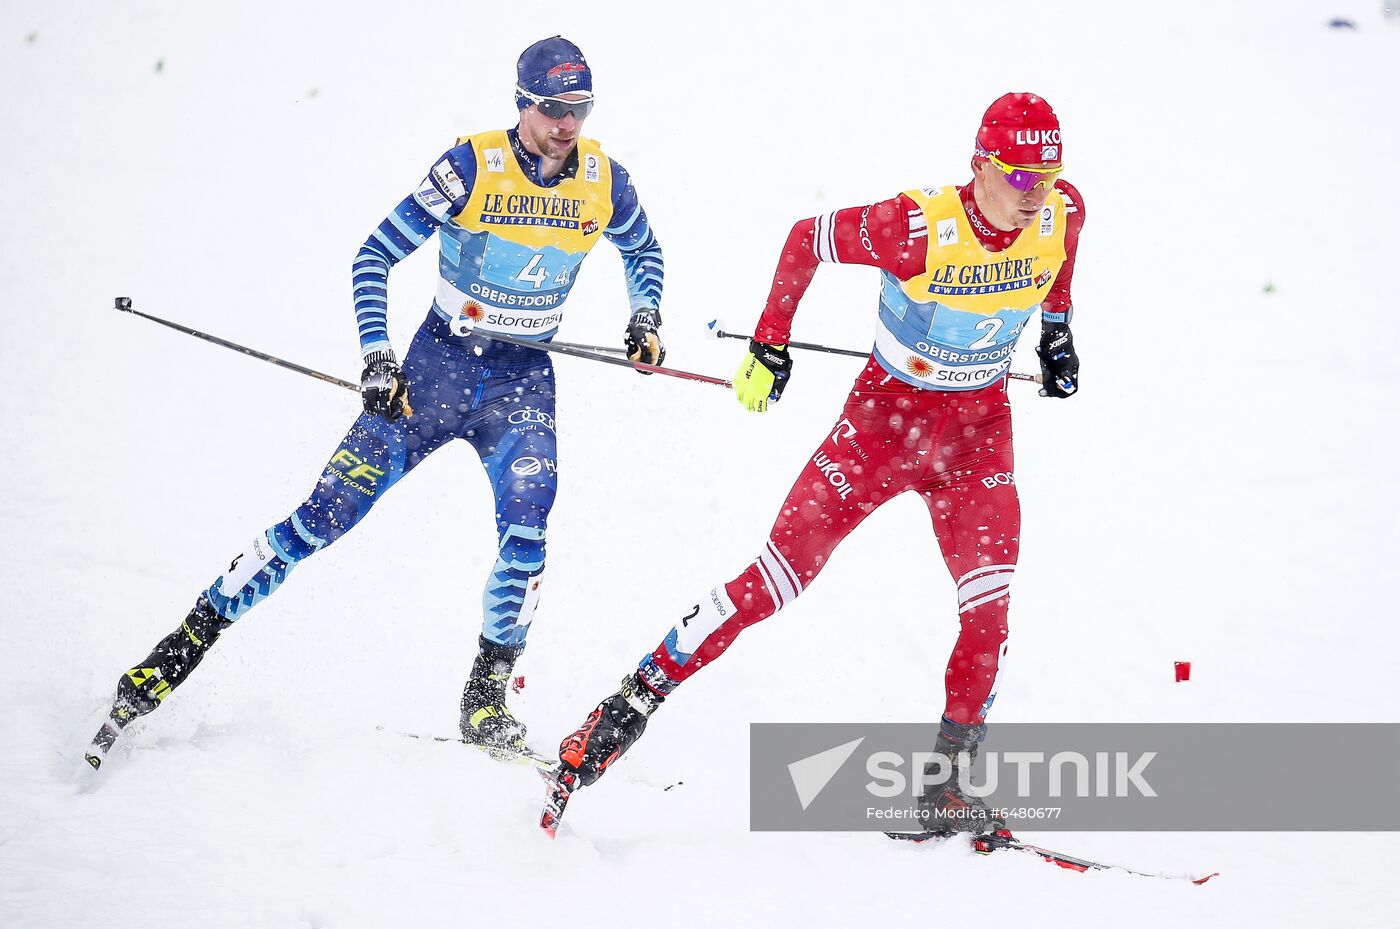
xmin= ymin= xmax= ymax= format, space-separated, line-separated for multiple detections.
xmin=458 ymin=361 xmax=557 ymax=749
xmin=921 ymin=389 xmax=1020 ymax=729
xmin=914 ymin=384 xmax=1020 ymax=833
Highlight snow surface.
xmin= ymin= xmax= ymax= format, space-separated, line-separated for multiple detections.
xmin=3 ymin=1 xmax=1399 ymax=926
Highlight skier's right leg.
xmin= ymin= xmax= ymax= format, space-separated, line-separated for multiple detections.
xmin=553 ymin=452 xmax=881 ymax=789
xmin=93 ymin=402 xmax=448 ymax=765
xmin=202 ymin=409 xmax=413 ymax=623
xmin=554 ymin=363 xmax=933 ymax=791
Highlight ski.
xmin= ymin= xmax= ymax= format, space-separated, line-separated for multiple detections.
xmin=539 ymin=765 xmax=580 ymax=839
xmin=536 ymin=767 xmax=686 ymax=838
xmin=380 ymin=727 xmax=685 ymax=838
xmin=886 ymin=829 xmax=1219 ymax=884
xmin=377 ymin=726 xmax=554 ymax=768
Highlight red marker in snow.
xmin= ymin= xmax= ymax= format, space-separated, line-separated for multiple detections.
xmin=1174 ymin=662 xmax=1191 ymax=682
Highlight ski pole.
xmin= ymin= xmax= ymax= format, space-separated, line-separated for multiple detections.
xmin=706 ymin=318 xmax=868 ymax=359
xmin=115 ymin=297 xmax=361 ymax=391
xmin=116 ymin=297 xmax=732 ymax=393
xmin=551 ymin=339 xmax=627 ymax=356
xmin=704 ymin=318 xmax=1042 ymax=384
xmin=476 ymin=330 xmax=732 ymax=389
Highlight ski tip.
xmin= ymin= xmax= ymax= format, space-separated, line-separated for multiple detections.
xmin=114 ymin=296 xmax=132 ymax=311
xmin=539 ymin=765 xmax=579 ymax=840
xmin=539 ymin=783 xmax=566 ymax=840
xmin=82 ymin=713 xmax=127 ymax=774
xmin=1193 ymin=872 xmax=1221 ymax=885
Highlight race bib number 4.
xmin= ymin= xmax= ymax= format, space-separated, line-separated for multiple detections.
xmin=479 ymin=238 xmax=583 ymax=293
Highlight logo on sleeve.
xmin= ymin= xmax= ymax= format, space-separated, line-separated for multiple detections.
xmin=414 ymin=178 xmax=451 ymax=220
xmin=432 ymin=159 xmax=467 ymax=199
xmin=857 ymin=206 xmax=880 ymax=259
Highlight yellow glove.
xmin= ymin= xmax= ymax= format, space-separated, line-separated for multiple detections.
xmin=733 ymin=340 xmax=792 ymax=412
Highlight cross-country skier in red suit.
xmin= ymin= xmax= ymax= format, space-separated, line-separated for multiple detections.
xmin=541 ymin=93 xmax=1085 ymax=837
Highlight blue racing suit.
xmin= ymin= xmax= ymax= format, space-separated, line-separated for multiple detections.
xmin=201 ymin=127 xmax=663 ymax=649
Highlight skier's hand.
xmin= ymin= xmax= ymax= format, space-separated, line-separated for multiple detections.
xmin=733 ymin=339 xmax=792 ymax=412
xmin=361 ymin=350 xmax=413 ymax=421
xmin=625 ymin=308 xmax=665 ymax=371
xmin=1035 ymin=324 xmax=1078 ymax=398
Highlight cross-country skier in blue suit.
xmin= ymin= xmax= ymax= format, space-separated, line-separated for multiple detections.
xmin=87 ymin=36 xmax=665 ymax=767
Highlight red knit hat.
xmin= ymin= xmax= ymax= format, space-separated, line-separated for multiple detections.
xmin=975 ymin=93 xmax=1062 ymax=166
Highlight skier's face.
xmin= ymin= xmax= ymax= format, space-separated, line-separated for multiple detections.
xmin=972 ymin=157 xmax=1058 ymax=231
xmin=518 ymin=93 xmax=591 ymax=161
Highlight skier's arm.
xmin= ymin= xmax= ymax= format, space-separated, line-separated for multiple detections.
xmin=1036 ymin=179 xmax=1086 ymax=398
xmin=351 ymin=145 xmax=476 ymax=360
xmin=733 ymin=196 xmax=923 ymax=410
xmin=1040 ymin=179 xmax=1085 ymax=327
xmin=753 ymin=194 xmax=925 ymax=345
xmin=603 ymin=158 xmax=665 ymax=364
xmin=602 ymin=160 xmax=663 ymax=312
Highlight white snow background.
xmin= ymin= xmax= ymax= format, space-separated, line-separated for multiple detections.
xmin=2 ymin=1 xmax=1398 ymax=926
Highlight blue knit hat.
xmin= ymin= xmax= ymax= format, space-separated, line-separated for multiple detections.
xmin=515 ymin=36 xmax=592 ymax=109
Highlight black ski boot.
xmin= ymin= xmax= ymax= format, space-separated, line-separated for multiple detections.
xmin=85 ymin=596 xmax=231 ymax=769
xmin=914 ymin=716 xmax=1006 ymax=836
xmin=458 ymin=636 xmax=528 ymax=753
xmin=541 ymin=670 xmax=664 ymax=836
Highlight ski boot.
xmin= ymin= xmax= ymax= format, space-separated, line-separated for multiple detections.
xmin=458 ymin=636 xmax=529 ymax=754
xmin=913 ymin=716 xmax=1006 ymax=836
xmin=541 ymin=670 xmax=664 ymax=837
xmin=85 ymin=596 xmax=231 ymax=770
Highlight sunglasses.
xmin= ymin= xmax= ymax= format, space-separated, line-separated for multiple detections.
xmin=980 ymin=149 xmax=1063 ymax=193
xmin=517 ymin=88 xmax=595 ymax=121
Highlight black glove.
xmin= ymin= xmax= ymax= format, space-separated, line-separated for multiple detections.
xmin=361 ymin=350 xmax=412 ymax=421
xmin=624 ymin=309 xmax=665 ymax=370
xmin=1035 ymin=325 xmax=1079 ymax=398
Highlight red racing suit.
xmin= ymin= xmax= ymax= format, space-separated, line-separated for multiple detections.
xmin=638 ymin=181 xmax=1084 ymax=726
